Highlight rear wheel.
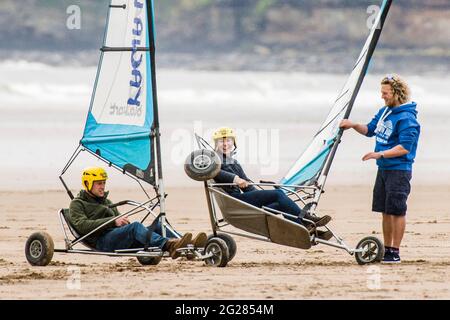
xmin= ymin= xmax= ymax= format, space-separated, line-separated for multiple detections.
xmin=25 ymin=232 xmax=54 ymax=266
xmin=204 ymin=238 xmax=229 ymax=267
xmin=207 ymin=233 xmax=237 ymax=261
xmin=136 ymin=255 xmax=162 ymax=266
xmin=184 ymin=149 xmax=221 ymax=181
xmin=355 ymin=236 xmax=384 ymax=265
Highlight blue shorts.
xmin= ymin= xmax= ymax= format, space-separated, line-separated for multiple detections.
xmin=372 ymin=169 xmax=412 ymax=216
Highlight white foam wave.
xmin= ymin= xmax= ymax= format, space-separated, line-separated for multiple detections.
xmin=0 ymin=62 xmax=448 ymax=115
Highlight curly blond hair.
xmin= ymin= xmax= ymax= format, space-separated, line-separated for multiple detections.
xmin=381 ymin=74 xmax=411 ymax=105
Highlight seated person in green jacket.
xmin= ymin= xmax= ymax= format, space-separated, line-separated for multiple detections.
xmin=68 ymin=167 xmax=207 ymax=259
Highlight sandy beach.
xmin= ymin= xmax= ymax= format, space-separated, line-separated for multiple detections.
xmin=1 ymin=184 xmax=449 ymax=300
xmin=1 ymin=66 xmax=450 ymax=300
xmin=1 ymin=0 xmax=450 ymax=303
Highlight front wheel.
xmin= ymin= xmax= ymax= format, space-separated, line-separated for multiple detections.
xmin=204 ymin=238 xmax=230 ymax=267
xmin=355 ymin=236 xmax=384 ymax=265
xmin=25 ymin=232 xmax=54 ymax=266
xmin=207 ymin=233 xmax=237 ymax=261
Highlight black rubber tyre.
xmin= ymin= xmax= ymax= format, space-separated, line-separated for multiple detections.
xmin=185 ymin=253 xmax=196 ymax=261
xmin=184 ymin=149 xmax=221 ymax=181
xmin=207 ymin=233 xmax=237 ymax=261
xmin=25 ymin=232 xmax=54 ymax=266
xmin=204 ymin=237 xmax=230 ymax=267
xmin=136 ymin=255 xmax=162 ymax=266
xmin=355 ymin=236 xmax=384 ymax=265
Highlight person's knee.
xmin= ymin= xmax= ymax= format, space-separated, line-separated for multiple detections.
xmin=129 ymin=221 xmax=140 ymax=228
xmin=129 ymin=221 xmax=146 ymax=234
xmin=276 ymin=189 xmax=294 ymax=204
xmin=129 ymin=221 xmax=152 ymax=245
xmin=274 ymin=189 xmax=286 ymax=199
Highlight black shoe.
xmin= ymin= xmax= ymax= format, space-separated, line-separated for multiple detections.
xmin=382 ymin=251 xmax=401 ymax=264
xmin=304 ymin=223 xmax=315 ymax=232
xmin=316 ymin=230 xmax=333 ymax=241
xmin=304 ymin=213 xmax=332 ymax=227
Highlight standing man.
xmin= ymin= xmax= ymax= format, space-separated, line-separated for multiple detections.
xmin=340 ymin=74 xmax=420 ymax=263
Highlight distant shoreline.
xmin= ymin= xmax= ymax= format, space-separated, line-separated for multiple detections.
xmin=1 ymin=49 xmax=449 ymax=76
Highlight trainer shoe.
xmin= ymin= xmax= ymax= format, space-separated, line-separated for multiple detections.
xmin=165 ymin=233 xmax=192 ymax=259
xmin=304 ymin=213 xmax=332 ymax=227
xmin=190 ymin=232 xmax=207 ymax=248
xmin=382 ymin=251 xmax=401 ymax=264
xmin=303 ymin=222 xmax=316 ymax=233
xmin=316 ymin=230 xmax=333 ymax=241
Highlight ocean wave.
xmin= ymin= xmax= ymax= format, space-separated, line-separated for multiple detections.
xmin=0 ymin=61 xmax=449 ymax=115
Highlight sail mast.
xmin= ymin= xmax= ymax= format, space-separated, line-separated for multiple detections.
xmin=321 ymin=0 xmax=393 ymax=180
xmin=280 ymin=0 xmax=393 ymax=196
xmin=146 ymin=0 xmax=167 ymax=234
xmin=303 ymin=0 xmax=393 ymax=212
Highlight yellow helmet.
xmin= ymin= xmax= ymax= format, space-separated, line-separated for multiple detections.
xmin=212 ymin=127 xmax=237 ymax=147
xmin=81 ymin=167 xmax=108 ymax=191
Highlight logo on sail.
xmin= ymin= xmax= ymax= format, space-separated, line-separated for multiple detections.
xmin=110 ymin=0 xmax=145 ymax=118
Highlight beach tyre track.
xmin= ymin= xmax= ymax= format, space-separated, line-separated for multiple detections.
xmin=25 ymin=232 xmax=54 ymax=266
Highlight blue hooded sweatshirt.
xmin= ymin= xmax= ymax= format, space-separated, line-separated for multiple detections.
xmin=366 ymin=102 xmax=420 ymax=171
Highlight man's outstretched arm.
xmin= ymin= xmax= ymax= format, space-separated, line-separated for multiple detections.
xmin=340 ymin=119 xmax=368 ymax=136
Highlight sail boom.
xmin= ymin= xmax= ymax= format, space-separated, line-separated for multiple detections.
xmin=109 ymin=4 xmax=126 ymax=9
xmin=101 ymin=46 xmax=151 ymax=52
xmin=81 ymin=132 xmax=150 ymax=144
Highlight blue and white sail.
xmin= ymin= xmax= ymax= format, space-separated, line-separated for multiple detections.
xmin=281 ymin=0 xmax=392 ymax=188
xmin=81 ymin=0 xmax=158 ymax=185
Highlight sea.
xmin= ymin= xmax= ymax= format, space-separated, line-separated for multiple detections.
xmin=1 ymin=60 xmax=449 ymax=190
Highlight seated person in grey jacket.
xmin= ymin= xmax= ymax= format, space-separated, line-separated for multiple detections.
xmin=211 ymin=127 xmax=332 ymax=239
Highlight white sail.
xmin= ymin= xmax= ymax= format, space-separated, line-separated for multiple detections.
xmin=89 ymin=0 xmax=152 ymax=127
xmin=81 ymin=0 xmax=158 ymax=185
xmin=281 ymin=0 xmax=392 ymax=187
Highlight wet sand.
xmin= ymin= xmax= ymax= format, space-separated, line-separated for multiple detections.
xmin=1 ymin=185 xmax=450 ymax=299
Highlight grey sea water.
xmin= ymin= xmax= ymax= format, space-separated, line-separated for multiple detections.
xmin=0 ymin=61 xmax=449 ymax=190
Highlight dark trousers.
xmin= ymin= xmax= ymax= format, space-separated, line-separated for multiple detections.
xmin=96 ymin=220 xmax=180 ymax=252
xmin=231 ymin=189 xmax=305 ymax=223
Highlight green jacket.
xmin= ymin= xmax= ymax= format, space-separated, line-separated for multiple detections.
xmin=68 ymin=190 xmax=120 ymax=245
